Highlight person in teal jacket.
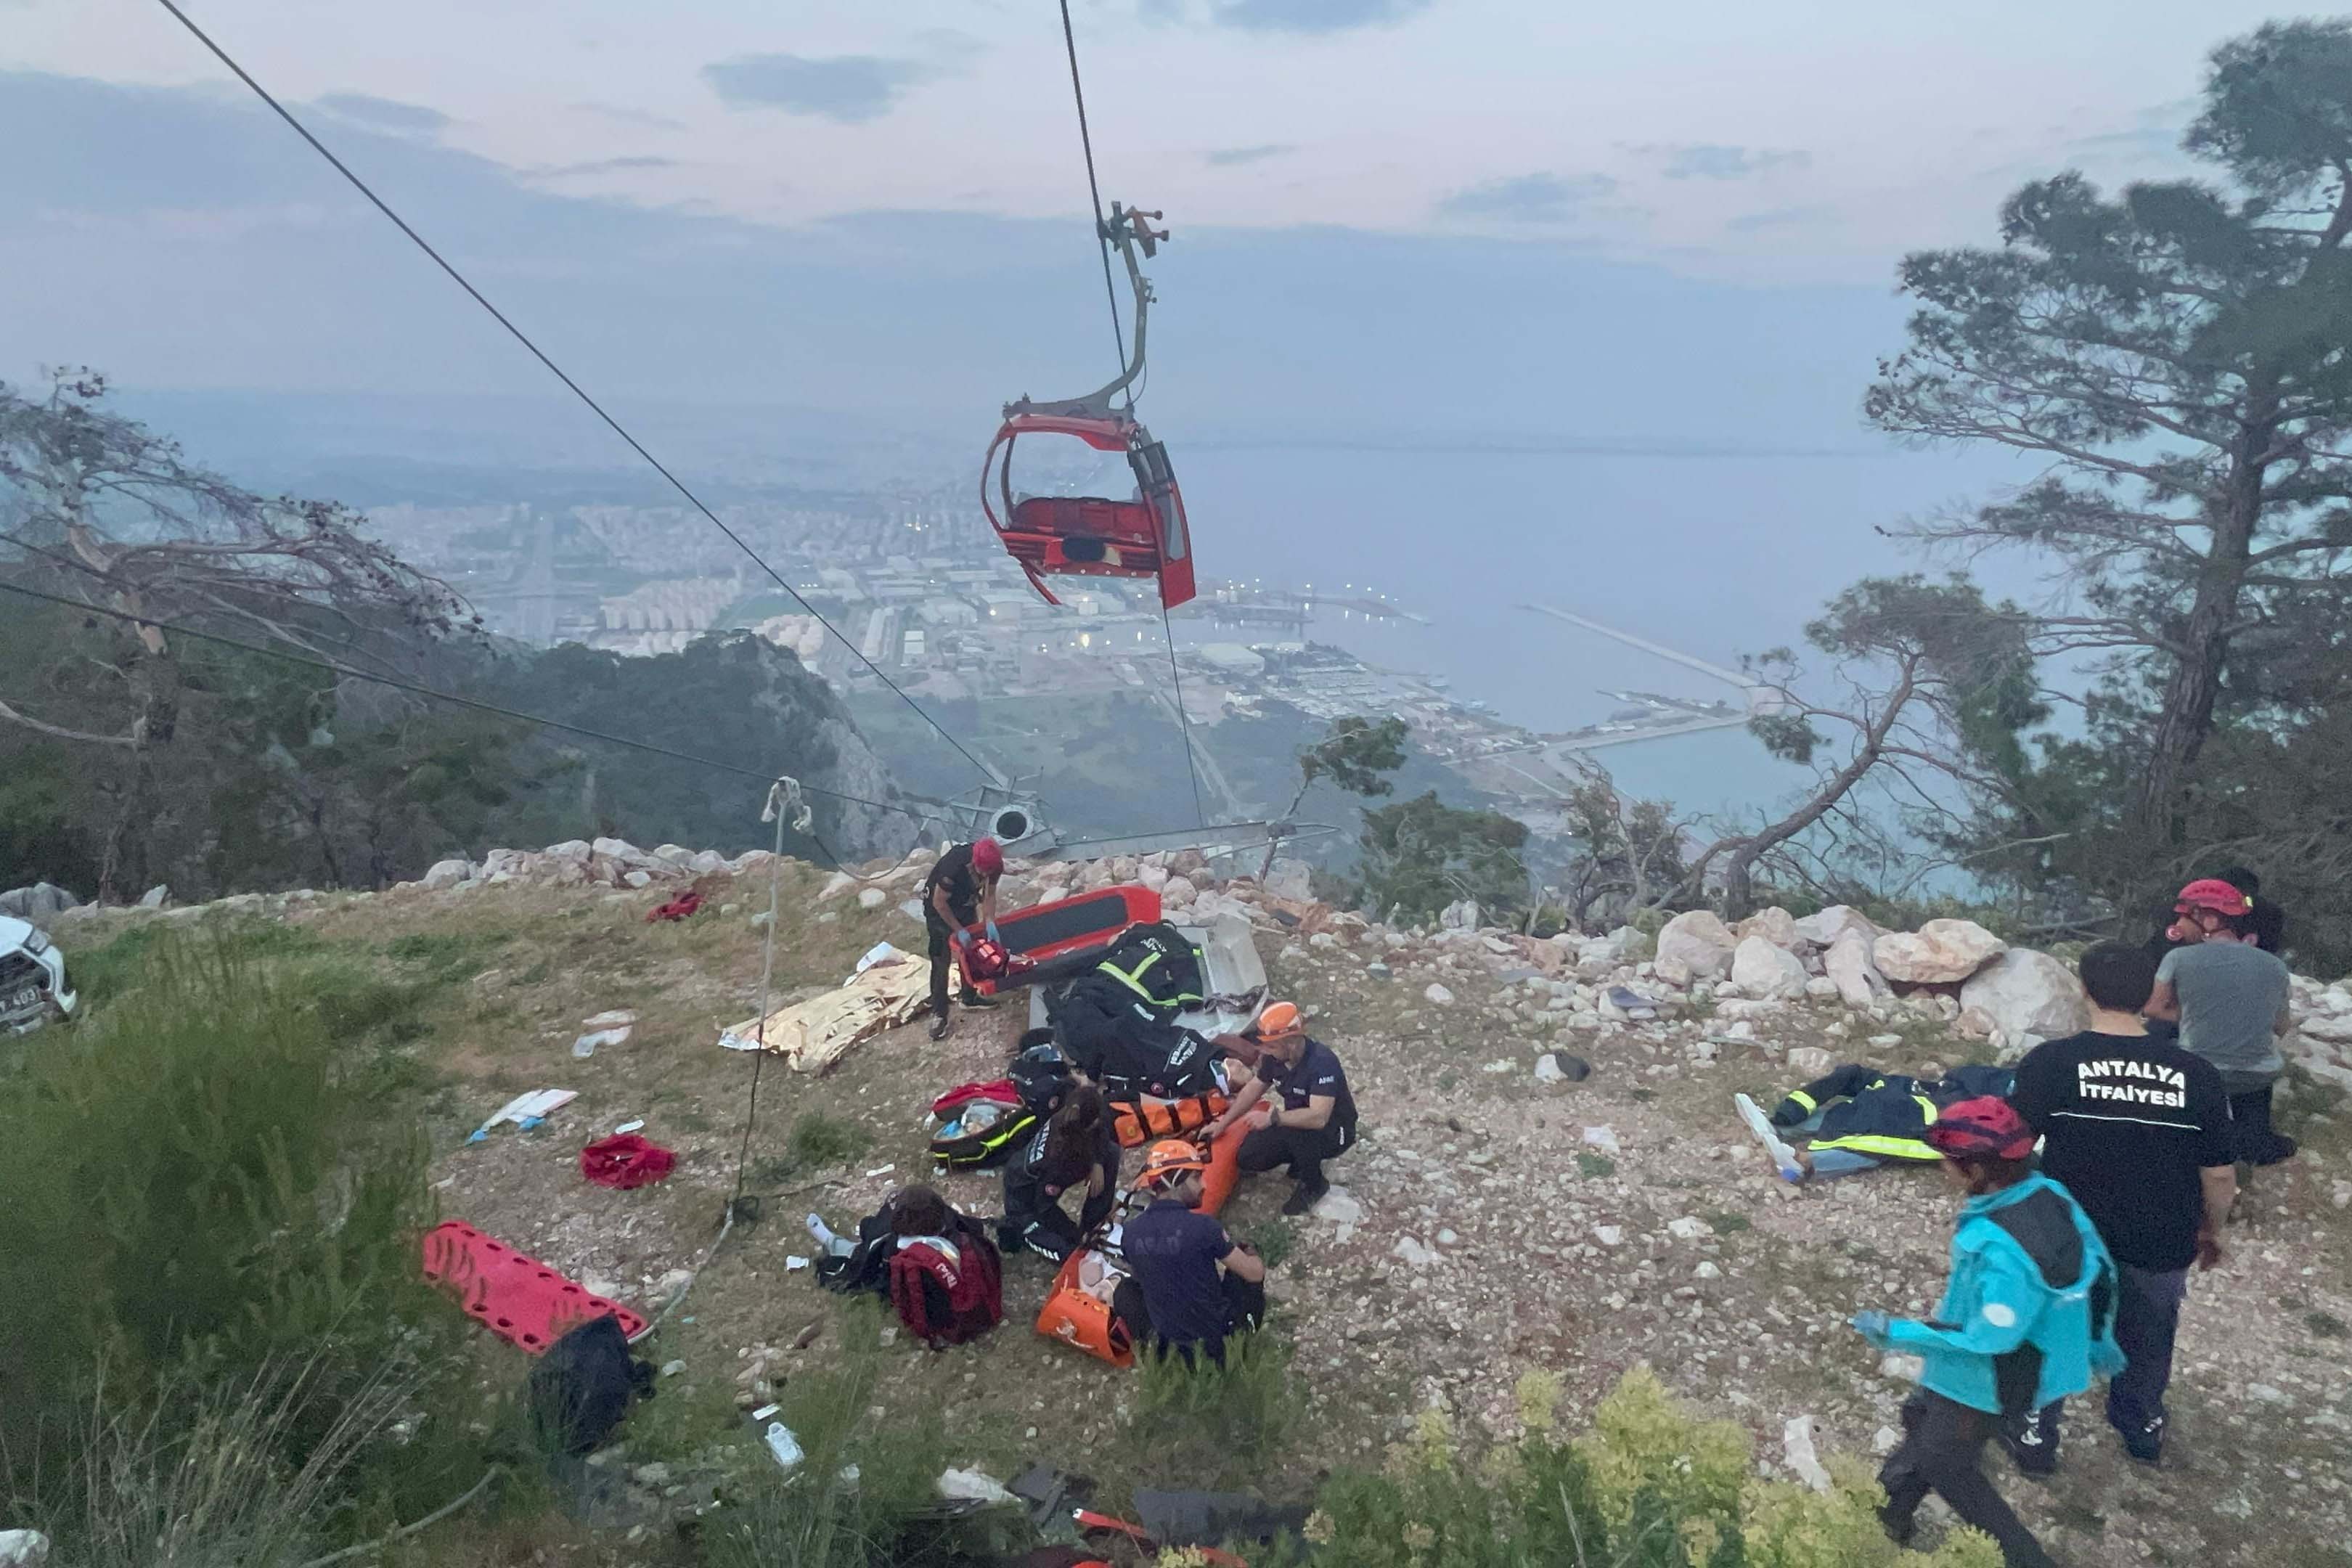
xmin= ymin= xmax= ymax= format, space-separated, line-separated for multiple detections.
xmin=1850 ymin=1097 xmax=2123 ymax=1568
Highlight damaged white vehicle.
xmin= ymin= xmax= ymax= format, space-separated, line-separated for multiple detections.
xmin=0 ymin=917 xmax=77 ymax=1034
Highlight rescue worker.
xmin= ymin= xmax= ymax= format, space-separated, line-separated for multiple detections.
xmin=1854 ymin=1098 xmax=2123 ymax=1568
xmin=925 ymin=836 xmax=1005 ymax=1041
xmin=2149 ymin=878 xmax=2297 ymax=1164
xmin=998 ymin=1079 xmax=1120 ymax=1263
xmin=1198 ymin=1000 xmax=1358 ymax=1215
xmin=1732 ymin=1062 xmax=2012 ymax=1184
xmin=1112 ymin=1140 xmax=1267 ymax=1365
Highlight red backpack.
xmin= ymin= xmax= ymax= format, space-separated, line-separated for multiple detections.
xmin=887 ymin=1228 xmax=1004 ymax=1348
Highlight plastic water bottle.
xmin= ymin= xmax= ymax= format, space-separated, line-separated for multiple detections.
xmin=762 ymin=1421 xmax=803 ymax=1470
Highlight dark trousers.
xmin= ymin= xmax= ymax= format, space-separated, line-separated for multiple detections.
xmin=1880 ymin=1391 xmax=2055 ymax=1568
xmin=926 ymin=910 xmax=978 ymax=1022
xmin=1111 ymin=1273 xmax=1267 ymax=1367
xmin=2227 ymin=1085 xmax=2295 ymax=1164
xmin=2019 ymin=1259 xmax=2188 ymax=1453
xmin=1237 ymin=1120 xmax=1355 ymax=1188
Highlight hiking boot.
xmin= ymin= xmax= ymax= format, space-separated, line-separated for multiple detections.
xmin=2112 ymin=1410 xmax=2165 ymax=1465
xmin=928 ymin=1014 xmax=954 ymax=1042
xmin=2001 ymin=1417 xmax=2059 ymax=1478
xmin=1734 ymin=1093 xmax=1805 ymax=1183
xmin=1876 ymin=1503 xmax=1916 ymax=1548
xmin=1281 ymin=1176 xmax=1330 ymax=1217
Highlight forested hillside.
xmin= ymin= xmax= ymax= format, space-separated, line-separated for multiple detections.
xmin=0 ymin=375 xmax=908 ymax=902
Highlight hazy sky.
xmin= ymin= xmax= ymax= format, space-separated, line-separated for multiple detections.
xmin=12 ymin=0 xmax=2277 ymax=274
xmin=0 ymin=1 xmax=2303 ymax=440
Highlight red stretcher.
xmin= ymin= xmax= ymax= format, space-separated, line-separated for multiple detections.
xmin=956 ymin=883 xmax=1163 ymax=997
xmin=420 ymin=1220 xmax=647 ymax=1352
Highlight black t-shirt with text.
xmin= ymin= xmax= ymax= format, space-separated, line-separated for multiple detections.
xmin=2010 ymin=1029 xmax=2233 ymax=1272
xmin=923 ymin=843 xmax=984 ymax=923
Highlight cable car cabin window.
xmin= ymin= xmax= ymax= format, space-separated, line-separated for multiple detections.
xmin=1131 ymin=441 xmax=1188 ymax=563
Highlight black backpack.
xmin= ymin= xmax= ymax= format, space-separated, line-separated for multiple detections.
xmin=528 ymin=1314 xmax=654 ymax=1455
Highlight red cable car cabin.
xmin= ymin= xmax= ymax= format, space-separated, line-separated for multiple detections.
xmin=981 ymin=411 xmax=1195 ymax=611
xmin=981 ymin=202 xmax=1196 ymax=613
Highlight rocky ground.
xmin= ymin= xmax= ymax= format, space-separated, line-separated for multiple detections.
xmin=44 ymin=844 xmax=2352 ymax=1567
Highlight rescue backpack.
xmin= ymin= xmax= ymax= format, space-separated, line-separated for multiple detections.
xmin=928 ymin=1097 xmax=1038 ymax=1169
xmin=888 ymin=1230 xmax=1003 ymax=1348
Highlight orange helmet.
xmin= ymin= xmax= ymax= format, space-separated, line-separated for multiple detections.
xmin=1252 ymin=1000 xmax=1306 ymax=1041
xmin=1140 ymin=1139 xmax=1210 ymax=1189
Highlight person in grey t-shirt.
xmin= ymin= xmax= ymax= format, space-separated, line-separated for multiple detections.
xmin=2149 ymin=878 xmax=2295 ymax=1165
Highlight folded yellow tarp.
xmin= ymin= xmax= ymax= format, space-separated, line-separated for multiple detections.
xmin=717 ymin=946 xmax=929 ymax=1071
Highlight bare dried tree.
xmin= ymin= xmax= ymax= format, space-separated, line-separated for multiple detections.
xmin=0 ymin=369 xmax=473 ymax=894
xmin=1654 ymin=576 xmax=2038 ymax=918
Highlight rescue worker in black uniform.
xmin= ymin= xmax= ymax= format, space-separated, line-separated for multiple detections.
xmin=999 ymin=1077 xmax=1121 ymax=1263
xmin=1199 ymin=1001 xmax=1358 ymax=1214
xmin=924 ymin=837 xmax=1003 ymax=1041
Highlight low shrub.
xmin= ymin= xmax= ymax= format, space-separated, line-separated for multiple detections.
xmin=697 ymin=1304 xmax=956 ymax=1568
xmin=0 ymin=934 xmax=487 ymax=1559
xmin=1134 ymin=1330 xmax=1294 ymax=1476
xmin=1296 ymin=1367 xmax=2002 ymax=1568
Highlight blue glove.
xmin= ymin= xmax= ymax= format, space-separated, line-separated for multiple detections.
xmin=950 ymin=928 xmax=971 ymax=950
xmin=985 ymin=918 xmax=1004 ymax=945
xmin=1850 ymin=1310 xmax=1894 ymax=1349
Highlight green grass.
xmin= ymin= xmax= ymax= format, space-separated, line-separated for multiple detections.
xmin=1 ymin=932 xmax=491 ymax=1562
xmin=1242 ymin=1217 xmax=1301 ymax=1269
xmin=785 ymin=1111 xmax=872 ymax=1170
xmin=1130 ymin=1329 xmax=1296 ymax=1490
xmin=385 ymin=929 xmax=510 ymax=981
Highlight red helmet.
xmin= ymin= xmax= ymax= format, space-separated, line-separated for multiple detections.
xmin=971 ymin=838 xmax=1005 ymax=876
xmin=1923 ymin=1096 xmax=2037 ymax=1161
xmin=2174 ymin=878 xmax=2250 ymax=918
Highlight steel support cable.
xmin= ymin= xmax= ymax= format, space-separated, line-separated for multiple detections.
xmin=1058 ymin=0 xmax=1130 ymax=382
xmin=149 ymin=0 xmax=997 ymax=786
xmin=0 ymin=580 xmax=931 ymax=822
xmin=1055 ymin=2 xmax=1206 ymax=826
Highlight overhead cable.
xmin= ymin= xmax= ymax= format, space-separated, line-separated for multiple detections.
xmin=149 ymin=0 xmax=997 ymax=785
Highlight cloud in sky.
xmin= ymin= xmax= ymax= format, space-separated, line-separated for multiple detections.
xmin=529 ymin=155 xmax=681 ymax=180
xmin=1435 ymin=171 xmax=1615 ymax=224
xmin=314 ymin=92 xmax=449 ymax=137
xmin=1204 ymin=143 xmax=1297 ymax=166
xmin=570 ymin=101 xmax=687 ymax=132
xmin=1150 ymin=0 xmax=1434 ymax=33
xmin=1726 ymin=203 xmax=1837 ymax=233
xmin=1641 ymin=143 xmax=1811 ymax=181
xmin=701 ymin=54 xmax=931 ymax=123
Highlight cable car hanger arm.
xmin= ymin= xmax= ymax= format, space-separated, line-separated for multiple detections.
xmin=1005 ymin=204 xmax=1167 ymax=423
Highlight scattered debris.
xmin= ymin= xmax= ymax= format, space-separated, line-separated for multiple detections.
xmin=938 ymin=1467 xmax=1020 ymax=1506
xmin=1782 ymin=1414 xmax=1833 ymax=1493
xmin=467 ymin=1088 xmax=576 ymax=1142
xmin=579 ymin=1133 xmax=677 ymax=1190
xmin=762 ymin=1421 xmax=804 ymax=1470
xmin=646 ymin=889 xmax=703 ymax=923
xmin=1583 ymin=1125 xmax=1621 ymax=1155
xmin=572 ymin=1026 xmax=632 ymax=1058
